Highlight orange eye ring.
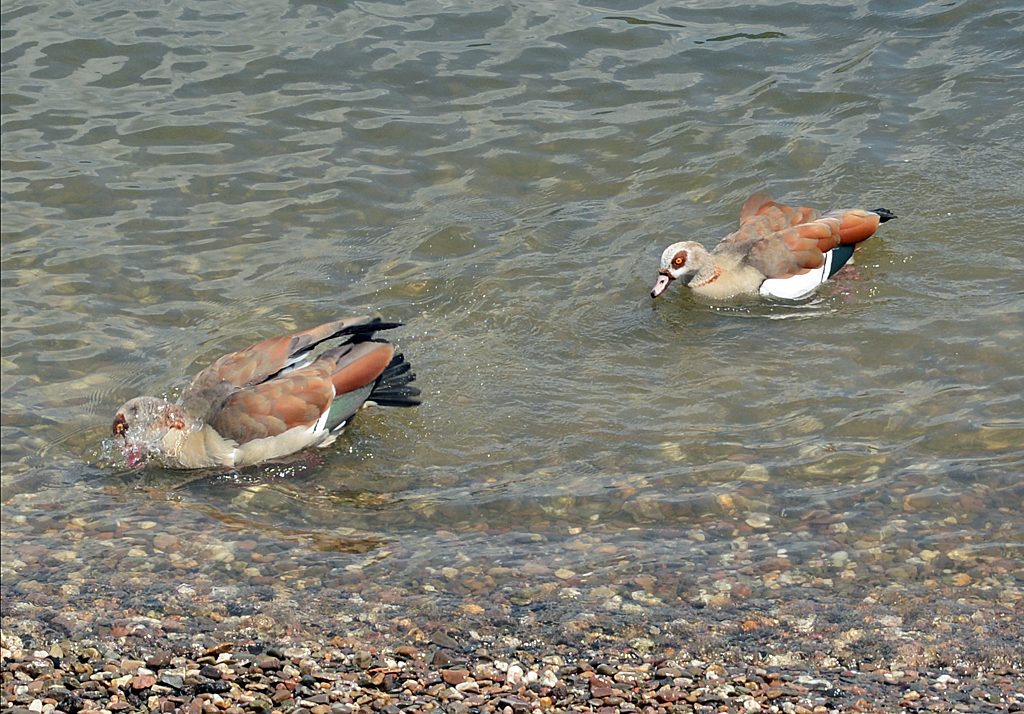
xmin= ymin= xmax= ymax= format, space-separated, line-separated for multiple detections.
xmin=672 ymin=256 xmax=685 ymax=267
xmin=113 ymin=415 xmax=128 ymax=437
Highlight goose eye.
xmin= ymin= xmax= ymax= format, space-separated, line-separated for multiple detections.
xmin=113 ymin=414 xmax=128 ymax=437
xmin=672 ymin=254 xmax=686 ymax=268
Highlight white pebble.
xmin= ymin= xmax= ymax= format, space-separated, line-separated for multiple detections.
xmin=539 ymin=669 xmax=558 ymax=688
xmin=745 ymin=513 xmax=771 ymax=529
xmin=506 ymin=663 xmax=524 ymax=686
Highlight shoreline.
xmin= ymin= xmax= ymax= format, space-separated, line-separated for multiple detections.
xmin=4 ymin=478 xmax=1023 ymax=712
xmin=4 ymin=579 xmax=1022 ymax=714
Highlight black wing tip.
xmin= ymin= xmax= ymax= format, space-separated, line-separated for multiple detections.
xmin=870 ymin=208 xmax=897 ymax=223
xmin=338 ymin=317 xmax=404 ymax=337
xmin=384 ymin=359 xmax=413 ymax=379
xmin=380 ymin=361 xmax=417 ymax=389
xmin=369 ymin=353 xmax=421 ymax=407
xmin=369 ymin=386 xmax=422 ymax=408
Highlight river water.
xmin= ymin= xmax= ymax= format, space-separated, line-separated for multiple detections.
xmin=3 ymin=0 xmax=1022 ymax=651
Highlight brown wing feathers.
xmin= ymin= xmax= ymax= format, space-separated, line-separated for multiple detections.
xmin=204 ymin=316 xmax=391 ymax=388
xmin=324 ymin=341 xmax=396 ymax=397
xmin=211 ymin=366 xmax=335 ymax=443
xmin=739 ymin=194 xmax=817 ymax=228
xmin=180 ymin=317 xmax=407 ymax=433
xmin=834 ymin=210 xmax=883 ymax=244
xmin=732 ymin=195 xmax=889 ymax=280
xmin=739 ymin=193 xmax=775 ymax=223
xmin=207 ymin=340 xmax=407 ymax=444
xmin=742 ymin=193 xmax=885 ymax=247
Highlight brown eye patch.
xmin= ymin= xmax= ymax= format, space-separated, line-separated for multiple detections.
xmin=672 ymin=251 xmax=687 ymax=268
xmin=113 ymin=414 xmax=128 ymax=437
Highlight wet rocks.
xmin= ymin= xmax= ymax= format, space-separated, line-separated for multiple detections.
xmin=2 ymin=468 xmax=1022 ymax=714
xmin=2 ymin=631 xmax=1022 ymax=714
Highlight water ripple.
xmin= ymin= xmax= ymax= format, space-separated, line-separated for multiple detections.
xmin=3 ymin=0 xmax=1023 ymax=587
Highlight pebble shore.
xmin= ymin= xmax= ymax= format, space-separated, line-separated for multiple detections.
xmin=4 ymin=470 xmax=1023 ymax=713
xmin=2 ymin=623 xmax=1022 ymax=714
xmin=4 ymin=561 xmax=1023 ymax=714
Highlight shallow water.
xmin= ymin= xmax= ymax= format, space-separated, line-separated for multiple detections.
xmin=3 ymin=0 xmax=1023 ymax=629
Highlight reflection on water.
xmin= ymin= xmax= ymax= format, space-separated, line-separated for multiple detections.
xmin=2 ymin=0 xmax=1023 ymax=614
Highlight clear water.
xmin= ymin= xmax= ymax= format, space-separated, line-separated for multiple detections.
xmin=3 ymin=0 xmax=1022 ymax=622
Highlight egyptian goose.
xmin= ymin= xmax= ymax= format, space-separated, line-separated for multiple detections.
xmin=651 ymin=193 xmax=896 ymax=300
xmin=111 ymin=317 xmax=420 ymax=469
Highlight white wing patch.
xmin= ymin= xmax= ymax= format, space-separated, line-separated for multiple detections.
xmin=759 ymin=250 xmax=834 ymax=300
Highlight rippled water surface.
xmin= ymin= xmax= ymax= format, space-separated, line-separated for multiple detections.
xmin=3 ymin=0 xmax=1023 ymax=633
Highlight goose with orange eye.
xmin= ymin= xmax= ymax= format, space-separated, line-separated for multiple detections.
xmin=652 ymin=193 xmax=896 ymax=301
xmin=110 ymin=316 xmax=420 ymax=470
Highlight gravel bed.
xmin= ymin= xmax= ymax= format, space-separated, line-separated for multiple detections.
xmin=3 ymin=473 xmax=1022 ymax=713
xmin=4 ymin=581 xmax=1023 ymax=714
xmin=3 ymin=627 xmax=1022 ymax=714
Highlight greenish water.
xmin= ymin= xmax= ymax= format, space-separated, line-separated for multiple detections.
xmin=2 ymin=0 xmax=1022 ymax=616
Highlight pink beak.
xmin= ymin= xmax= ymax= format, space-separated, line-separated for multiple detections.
xmin=651 ymin=273 xmax=673 ymax=298
xmin=122 ymin=445 xmax=149 ymax=469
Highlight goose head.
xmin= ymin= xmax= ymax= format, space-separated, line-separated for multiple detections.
xmin=651 ymin=241 xmax=711 ymax=298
